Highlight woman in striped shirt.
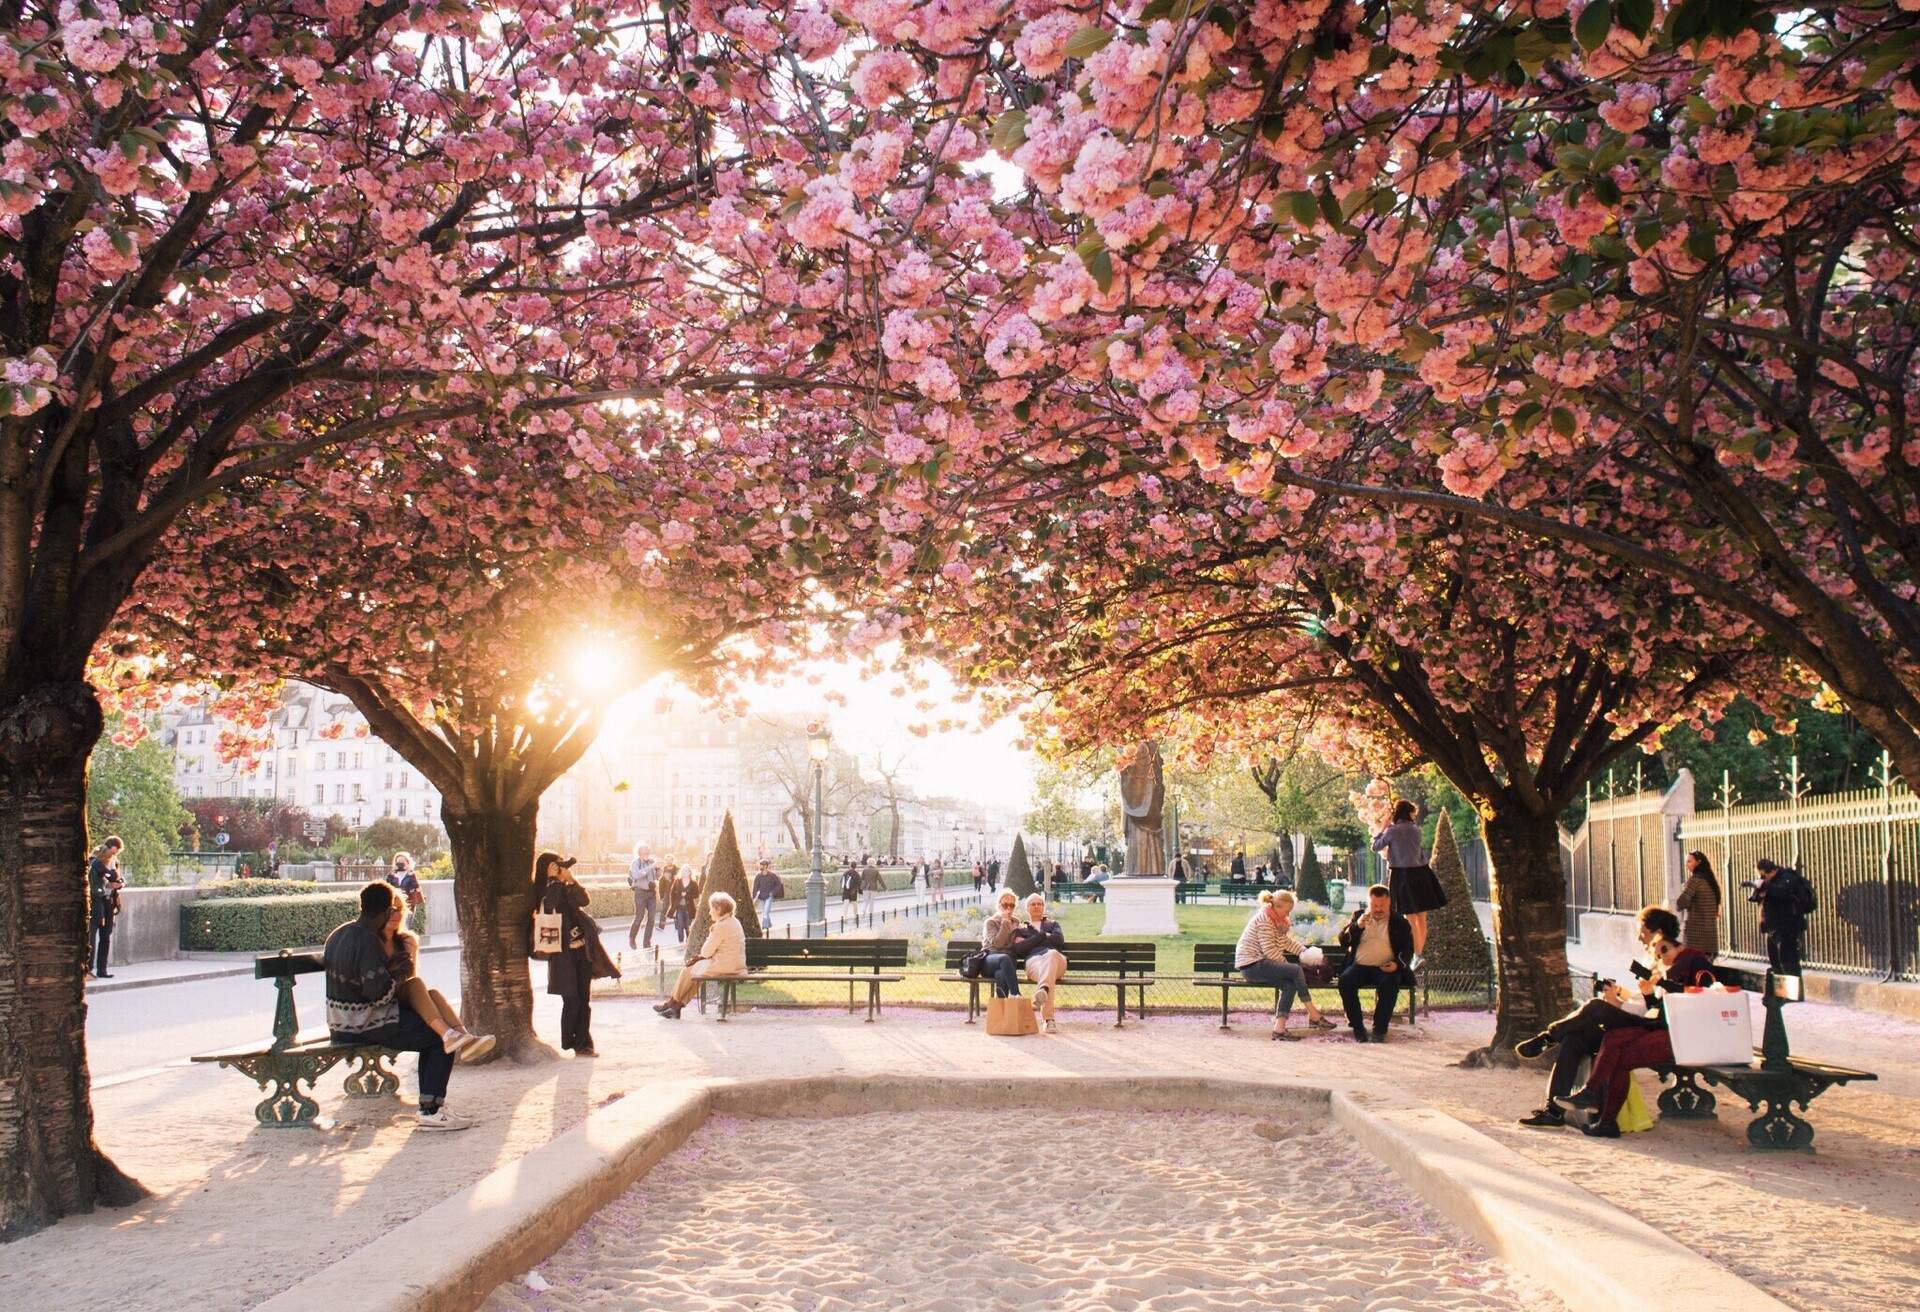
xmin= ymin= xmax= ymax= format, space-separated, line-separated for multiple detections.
xmin=1235 ymin=890 xmax=1338 ymax=1040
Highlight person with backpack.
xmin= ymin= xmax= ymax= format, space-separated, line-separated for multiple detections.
xmin=627 ymin=846 xmax=659 ymax=950
xmin=1746 ymin=858 xmax=1815 ymax=977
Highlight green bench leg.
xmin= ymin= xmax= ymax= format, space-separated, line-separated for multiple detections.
xmin=1221 ymin=988 xmax=1231 ymax=1030
xmin=1746 ymin=1097 xmax=1815 ymax=1150
xmin=342 ymin=1049 xmax=400 ymax=1098
xmin=1114 ymin=985 xmax=1126 ymax=1028
xmin=221 ymin=1051 xmax=343 ymax=1128
xmin=1657 ymin=1070 xmax=1717 ymax=1119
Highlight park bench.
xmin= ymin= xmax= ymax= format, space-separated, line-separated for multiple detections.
xmin=941 ymin=939 xmax=1157 ymax=1027
xmin=1048 ymin=880 xmax=1107 ymax=902
xmin=700 ymin=938 xmax=909 ymax=1022
xmin=190 ymin=949 xmax=401 ymax=1128
xmin=1192 ymin=943 xmax=1417 ymax=1029
xmin=1653 ymin=966 xmax=1876 ymax=1150
xmin=1217 ymin=879 xmax=1267 ymax=904
xmin=1175 ymin=881 xmax=1212 ymax=904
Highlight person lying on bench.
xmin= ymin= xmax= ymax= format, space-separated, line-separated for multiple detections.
xmin=1013 ymin=892 xmax=1068 ymax=1033
xmin=1513 ymin=905 xmax=1688 ymax=1128
xmin=1236 ymin=890 xmax=1337 ymax=1040
xmin=654 ymin=891 xmax=748 ymax=1019
xmin=981 ymin=890 xmax=1024 ymax=1003
xmin=1556 ymin=932 xmax=1718 ymax=1137
xmin=1336 ymin=885 xmax=1414 ymax=1043
xmin=324 ymin=882 xmax=473 ymax=1132
xmin=385 ymin=902 xmax=495 ymax=1064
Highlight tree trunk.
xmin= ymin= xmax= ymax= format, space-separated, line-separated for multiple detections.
xmin=0 ymin=683 xmax=144 ymax=1239
xmin=441 ymin=801 xmax=549 ymax=1063
xmin=1465 ymin=803 xmax=1575 ymax=1067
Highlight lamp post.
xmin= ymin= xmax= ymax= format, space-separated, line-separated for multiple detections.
xmin=806 ymin=723 xmax=830 ymax=937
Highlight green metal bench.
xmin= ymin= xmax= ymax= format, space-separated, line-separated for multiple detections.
xmin=190 ymin=949 xmax=401 ymax=1128
xmin=941 ymin=939 xmax=1157 ymax=1027
xmin=1048 ymin=880 xmax=1107 ymax=902
xmin=1192 ymin=942 xmax=1418 ymax=1028
xmin=1655 ymin=967 xmax=1876 ymax=1149
xmin=701 ymin=938 xmax=909 ymax=1022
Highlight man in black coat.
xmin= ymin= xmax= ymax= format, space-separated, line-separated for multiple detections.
xmin=87 ymin=836 xmax=124 ymax=979
xmin=1748 ymin=858 xmax=1813 ymax=976
xmin=1336 ymin=884 xmax=1415 ymax=1043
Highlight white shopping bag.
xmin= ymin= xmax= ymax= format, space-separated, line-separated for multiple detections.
xmin=1664 ymin=987 xmax=1752 ymax=1066
xmin=531 ymin=908 xmax=565 ymax=959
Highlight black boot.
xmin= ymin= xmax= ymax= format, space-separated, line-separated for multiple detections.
xmin=1515 ymin=1031 xmax=1555 ymax=1060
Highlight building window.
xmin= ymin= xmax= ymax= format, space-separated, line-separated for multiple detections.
xmin=334 ymin=784 xmax=346 ymax=803
xmin=336 ymin=751 xmax=347 ymax=770
xmin=397 ymin=798 xmax=408 ymax=818
xmin=314 ymin=751 xmax=325 ymax=770
xmin=314 ymin=784 xmax=325 ymax=804
xmin=383 ymin=800 xmax=393 ymax=816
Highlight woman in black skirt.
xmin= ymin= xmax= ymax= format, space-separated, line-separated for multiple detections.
xmin=1371 ymin=800 xmax=1447 ymax=963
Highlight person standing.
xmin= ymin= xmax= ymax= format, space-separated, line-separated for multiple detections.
xmin=534 ymin=851 xmax=618 ymax=1056
xmin=627 ymin=846 xmax=660 ymax=950
xmin=860 ymin=856 xmax=883 ymax=922
xmin=1230 ymin=849 xmax=1247 ymax=882
xmin=752 ymin=860 xmax=782 ymax=933
xmin=672 ymin=863 xmax=699 ymax=944
xmin=971 ymin=861 xmax=985 ymax=894
xmin=1674 ymin=851 xmax=1722 ymax=959
xmin=1370 ymin=800 xmax=1447 ymax=965
xmin=1336 ymin=885 xmax=1415 ymax=1043
xmin=841 ymin=858 xmax=861 ymax=913
xmin=387 ymin=851 xmax=424 ymax=912
xmin=1747 ymin=858 xmax=1814 ymax=976
xmin=87 ymin=836 xmax=124 ymax=979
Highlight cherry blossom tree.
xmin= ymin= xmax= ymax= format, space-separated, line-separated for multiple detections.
xmin=0 ymin=0 xmax=870 ymax=1234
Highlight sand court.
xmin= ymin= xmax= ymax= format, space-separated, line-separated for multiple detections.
xmin=480 ymin=1108 xmax=1559 ymax=1312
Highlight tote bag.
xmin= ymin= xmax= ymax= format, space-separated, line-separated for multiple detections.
xmin=1664 ymin=986 xmax=1752 ymax=1066
xmin=531 ymin=907 xmax=565 ymax=959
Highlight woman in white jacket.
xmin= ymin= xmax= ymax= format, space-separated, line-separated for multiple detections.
xmin=654 ymin=892 xmax=748 ymax=1019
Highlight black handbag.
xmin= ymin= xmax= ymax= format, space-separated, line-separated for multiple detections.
xmin=959 ymin=950 xmax=991 ymax=980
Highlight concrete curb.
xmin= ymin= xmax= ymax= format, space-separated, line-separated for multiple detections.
xmin=1330 ymin=1089 xmax=1793 ymax=1312
xmin=86 ymin=941 xmax=463 ymax=995
xmin=254 ymin=1073 xmax=1789 ymax=1312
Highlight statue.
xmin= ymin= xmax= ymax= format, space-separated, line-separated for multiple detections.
xmin=1119 ymin=742 xmax=1167 ymax=876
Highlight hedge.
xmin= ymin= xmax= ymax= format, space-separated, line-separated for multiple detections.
xmin=193 ymin=879 xmax=329 ymax=900
xmin=181 ymin=892 xmax=426 ymax=952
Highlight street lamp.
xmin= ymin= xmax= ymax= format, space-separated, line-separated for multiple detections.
xmin=806 ymin=722 xmax=830 ymax=937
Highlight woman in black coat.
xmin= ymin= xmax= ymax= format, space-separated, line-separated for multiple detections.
xmin=534 ymin=851 xmax=617 ymax=1056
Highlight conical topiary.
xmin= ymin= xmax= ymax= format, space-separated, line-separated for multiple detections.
xmin=1003 ymin=833 xmax=1036 ymax=900
xmin=1297 ymin=840 xmax=1329 ymax=907
xmin=685 ymin=811 xmax=762 ymax=958
xmin=1422 ymin=808 xmax=1489 ymax=976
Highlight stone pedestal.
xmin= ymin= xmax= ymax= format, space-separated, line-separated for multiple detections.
xmin=1100 ymin=876 xmax=1179 ymax=937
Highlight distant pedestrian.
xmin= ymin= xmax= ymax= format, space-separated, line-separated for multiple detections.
xmin=752 ymin=860 xmax=782 ymax=933
xmin=627 ymin=846 xmax=660 ymax=950
xmin=861 ymin=858 xmax=883 ymax=920
xmin=671 ymin=864 xmax=699 ymax=944
xmin=841 ymin=859 xmax=860 ymax=911
xmin=387 ymin=851 xmax=424 ymax=911
xmin=1674 ymin=851 xmax=1722 ymax=959
xmin=1747 ymin=858 xmax=1815 ymax=977
xmin=87 ymin=836 xmax=124 ymax=979
xmin=1230 ymin=850 xmax=1247 ymax=881
xmin=972 ymin=861 xmax=985 ymax=893
xmin=988 ymin=855 xmax=1001 ymax=884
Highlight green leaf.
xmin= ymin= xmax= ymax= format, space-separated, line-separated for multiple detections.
xmin=1575 ymin=0 xmax=1613 ymax=52
xmin=1592 ymin=175 xmax=1622 ymax=206
xmin=1075 ymin=231 xmax=1107 ymax=264
xmin=1617 ymin=0 xmax=1654 ymax=38
xmin=1062 ymin=26 xmax=1113 ymax=61
xmin=1285 ymin=190 xmax=1319 ymax=226
xmin=1089 ymin=249 xmax=1115 ymax=294
xmin=991 ymin=110 xmax=1029 ymax=155
xmin=1546 ymin=287 xmax=1589 ymax=312
xmin=1670 ymin=0 xmax=1708 ymax=44
xmin=1685 ymin=227 xmax=1718 ymax=262
xmin=1317 ymin=185 xmax=1344 ymax=229
xmin=1550 ymin=407 xmax=1577 ymax=437
xmin=1632 ymin=216 xmax=1663 ymax=252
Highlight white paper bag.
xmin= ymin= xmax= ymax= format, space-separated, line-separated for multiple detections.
xmin=1664 ymin=988 xmax=1752 ymax=1066
xmin=531 ymin=908 xmax=565 ymax=959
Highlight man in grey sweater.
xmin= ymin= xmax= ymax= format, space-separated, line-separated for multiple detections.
xmin=324 ymin=882 xmax=468 ymax=1131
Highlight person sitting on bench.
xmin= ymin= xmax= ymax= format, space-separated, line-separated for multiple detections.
xmin=1013 ymin=892 xmax=1068 ymax=1033
xmin=654 ymin=891 xmax=748 ymax=1019
xmin=1336 ymin=885 xmax=1414 ymax=1043
xmin=980 ymin=890 xmax=1023 ymax=1002
xmin=1556 ymin=932 xmax=1718 ymax=1137
xmin=384 ymin=901 xmax=495 ymax=1064
xmin=1512 ymin=905 xmax=1690 ymax=1128
xmin=323 ymin=882 xmax=472 ymax=1131
xmin=1235 ymin=890 xmax=1337 ymax=1040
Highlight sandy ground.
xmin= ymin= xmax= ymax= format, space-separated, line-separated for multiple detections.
xmin=480 ymin=1109 xmax=1559 ymax=1312
xmin=4 ymin=993 xmax=1918 ymax=1311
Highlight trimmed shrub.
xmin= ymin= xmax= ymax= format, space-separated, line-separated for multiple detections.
xmin=181 ymin=893 xmax=424 ymax=952
xmin=193 ymin=879 xmax=328 ymax=900
xmin=1423 ymin=809 xmax=1491 ymax=976
xmin=686 ymin=812 xmax=762 ymax=957
xmin=1297 ymin=842 xmax=1329 ymax=907
xmin=1003 ymin=834 xmax=1036 ymax=900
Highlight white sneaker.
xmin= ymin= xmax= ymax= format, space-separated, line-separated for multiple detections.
xmin=1044 ymin=1018 xmax=1057 ymax=1034
xmin=416 ymin=1109 xmax=472 ymax=1132
xmin=455 ymin=1033 xmax=496 ymax=1064
xmin=441 ymin=1030 xmax=470 ymax=1057
xmin=1032 ymin=984 xmax=1048 ymax=1013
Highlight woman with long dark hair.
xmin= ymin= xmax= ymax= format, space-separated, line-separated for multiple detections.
xmin=1370 ymin=799 xmax=1448 ymax=962
xmin=533 ymin=851 xmax=618 ymax=1056
xmin=1675 ymin=851 xmax=1723 ymax=958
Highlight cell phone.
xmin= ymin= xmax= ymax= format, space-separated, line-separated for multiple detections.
xmin=1629 ymin=961 xmax=1652 ymax=980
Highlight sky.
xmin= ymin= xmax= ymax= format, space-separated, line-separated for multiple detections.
xmin=611 ymin=654 xmax=1039 ymax=813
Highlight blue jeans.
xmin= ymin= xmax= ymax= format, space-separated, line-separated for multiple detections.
xmin=1240 ymin=960 xmax=1310 ymax=1017
xmin=985 ymin=952 xmax=1021 ymax=998
xmin=352 ymin=1004 xmax=453 ymax=1106
xmin=757 ymin=895 xmax=775 ymax=932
